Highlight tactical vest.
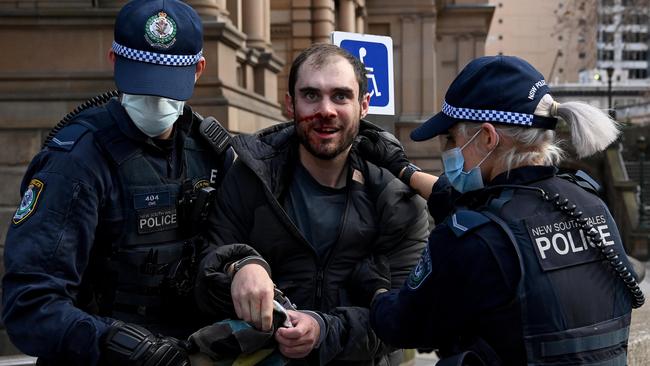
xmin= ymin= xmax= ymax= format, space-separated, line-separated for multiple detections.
xmin=447 ymin=175 xmax=632 ymax=365
xmin=49 ymin=101 xmax=223 ymax=337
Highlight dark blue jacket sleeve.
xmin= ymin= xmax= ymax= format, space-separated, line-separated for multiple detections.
xmin=2 ymin=142 xmax=113 ymax=365
xmin=369 ymin=222 xmax=519 ymax=349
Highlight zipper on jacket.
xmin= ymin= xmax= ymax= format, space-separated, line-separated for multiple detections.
xmin=315 ymin=177 xmax=352 ymax=309
xmin=315 ymin=270 xmax=324 ymax=304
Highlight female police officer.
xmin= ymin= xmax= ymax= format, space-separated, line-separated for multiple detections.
xmin=355 ymin=55 xmax=644 ymax=365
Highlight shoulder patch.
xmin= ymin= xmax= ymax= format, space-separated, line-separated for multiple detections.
xmin=47 ymin=123 xmax=91 ymax=151
xmin=12 ymin=179 xmax=44 ymax=225
xmin=448 ymin=209 xmax=491 ymax=237
xmin=407 ymin=245 xmax=432 ymax=290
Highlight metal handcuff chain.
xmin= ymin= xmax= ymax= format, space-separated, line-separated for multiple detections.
xmin=42 ymin=90 xmax=120 ymax=148
xmin=484 ymin=184 xmax=645 ymax=309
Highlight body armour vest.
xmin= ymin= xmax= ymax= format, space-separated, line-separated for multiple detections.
xmin=479 ymin=176 xmax=633 ymax=365
xmin=65 ymin=102 xmax=224 ymax=338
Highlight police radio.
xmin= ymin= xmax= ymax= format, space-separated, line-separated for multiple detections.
xmin=199 ymin=117 xmax=232 ymax=156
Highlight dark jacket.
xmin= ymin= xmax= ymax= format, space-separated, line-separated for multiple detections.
xmin=2 ymin=99 xmax=233 ymax=365
xmin=200 ymin=121 xmax=429 ymax=365
xmin=371 ymin=166 xmax=634 ymax=365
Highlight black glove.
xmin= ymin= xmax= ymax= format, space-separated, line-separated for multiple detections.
xmin=347 ymin=255 xmax=391 ymax=307
xmin=100 ymin=321 xmax=190 ymax=366
xmin=355 ymin=129 xmax=410 ymax=178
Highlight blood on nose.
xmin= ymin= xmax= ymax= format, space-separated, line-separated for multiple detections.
xmin=298 ymin=113 xmax=323 ymax=124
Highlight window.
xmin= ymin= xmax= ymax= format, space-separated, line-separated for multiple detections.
xmin=622 ymin=50 xmax=648 ymax=61
xmin=627 ymin=13 xmax=649 ymax=25
xmin=579 ymin=52 xmax=587 ymax=59
xmin=601 ymin=32 xmax=615 ymax=43
xmin=236 ymin=64 xmax=246 ymax=88
xmin=628 ymin=68 xmax=648 ymax=79
xmin=599 ymin=49 xmax=615 ymax=60
xmin=601 ymin=14 xmax=614 ymax=25
xmin=622 ymin=32 xmax=648 ymax=43
xmin=368 ymin=23 xmax=390 ymax=37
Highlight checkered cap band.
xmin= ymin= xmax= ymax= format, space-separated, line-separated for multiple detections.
xmin=442 ymin=101 xmax=533 ymax=126
xmin=112 ymin=41 xmax=202 ymax=66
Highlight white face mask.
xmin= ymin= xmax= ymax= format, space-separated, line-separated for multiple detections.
xmin=121 ymin=93 xmax=185 ymax=138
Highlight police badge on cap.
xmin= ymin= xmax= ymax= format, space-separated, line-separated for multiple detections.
xmin=145 ymin=11 xmax=177 ymax=49
xmin=112 ymin=0 xmax=204 ymax=101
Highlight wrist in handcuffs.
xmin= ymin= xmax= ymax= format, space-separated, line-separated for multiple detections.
xmin=227 ymin=255 xmax=272 ymax=278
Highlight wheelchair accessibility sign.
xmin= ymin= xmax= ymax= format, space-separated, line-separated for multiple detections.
xmin=332 ymin=31 xmax=394 ymax=115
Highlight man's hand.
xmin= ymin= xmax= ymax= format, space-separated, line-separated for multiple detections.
xmin=231 ymin=263 xmax=275 ymax=331
xmin=275 ymin=311 xmax=320 ymax=359
xmin=355 ymin=129 xmax=410 ymax=178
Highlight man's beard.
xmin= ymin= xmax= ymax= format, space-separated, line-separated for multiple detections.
xmin=295 ymin=114 xmax=358 ymax=160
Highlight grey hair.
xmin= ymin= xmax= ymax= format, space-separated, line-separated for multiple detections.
xmin=536 ymin=94 xmax=620 ymax=158
xmin=456 ymin=94 xmax=620 ymax=172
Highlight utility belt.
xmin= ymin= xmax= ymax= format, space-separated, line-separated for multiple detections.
xmin=108 ymin=237 xmax=204 ymax=306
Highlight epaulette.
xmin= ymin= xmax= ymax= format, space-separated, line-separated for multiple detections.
xmin=447 ymin=209 xmax=491 ymax=237
xmin=557 ymin=170 xmax=602 ymax=197
xmin=46 ymin=123 xmax=91 ymax=152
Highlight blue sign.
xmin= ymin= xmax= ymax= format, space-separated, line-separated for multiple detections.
xmin=332 ymin=32 xmax=394 ymax=115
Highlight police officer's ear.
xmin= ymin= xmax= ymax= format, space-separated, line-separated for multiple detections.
xmin=284 ymin=92 xmax=295 ymax=119
xmin=194 ymin=57 xmax=206 ymax=83
xmin=479 ymin=123 xmax=499 ymax=151
xmin=108 ymin=49 xmax=117 ymax=66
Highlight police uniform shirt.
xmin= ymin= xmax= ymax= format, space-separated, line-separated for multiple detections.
xmin=2 ymin=100 xmax=217 ymax=365
xmin=370 ymin=166 xmax=563 ymax=365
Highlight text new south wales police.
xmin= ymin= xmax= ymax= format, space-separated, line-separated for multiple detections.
xmin=530 ymin=215 xmax=614 ymax=259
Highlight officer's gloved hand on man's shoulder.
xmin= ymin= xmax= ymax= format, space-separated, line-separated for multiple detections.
xmin=347 ymin=255 xmax=391 ymax=307
xmin=100 ymin=321 xmax=191 ymax=366
xmin=355 ymin=128 xmax=411 ymax=179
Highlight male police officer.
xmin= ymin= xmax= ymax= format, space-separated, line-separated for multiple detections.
xmin=356 ymin=56 xmax=642 ymax=365
xmin=2 ymin=0 xmax=233 ymax=365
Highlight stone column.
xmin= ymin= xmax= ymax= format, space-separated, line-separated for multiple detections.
xmin=186 ymin=0 xmax=228 ymax=20
xmin=355 ymin=0 xmax=366 ymax=34
xmin=338 ymin=0 xmax=355 ymax=32
xmin=226 ymin=0 xmax=242 ymax=31
xmin=312 ymin=0 xmax=335 ymax=43
xmin=242 ymin=0 xmax=269 ymax=49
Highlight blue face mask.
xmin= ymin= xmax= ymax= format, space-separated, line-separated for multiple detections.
xmin=442 ymin=129 xmax=498 ymax=193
